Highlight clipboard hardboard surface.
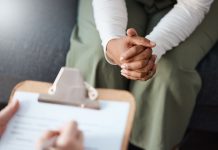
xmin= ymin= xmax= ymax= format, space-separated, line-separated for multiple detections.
xmin=9 ymin=80 xmax=136 ymax=150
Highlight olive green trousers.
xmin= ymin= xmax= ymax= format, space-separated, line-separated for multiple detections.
xmin=66 ymin=0 xmax=218 ymax=149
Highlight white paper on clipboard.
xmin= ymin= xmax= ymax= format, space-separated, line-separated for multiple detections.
xmin=0 ymin=91 xmax=130 ymax=150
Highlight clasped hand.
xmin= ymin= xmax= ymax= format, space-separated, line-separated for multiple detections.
xmin=106 ymin=28 xmax=157 ymax=81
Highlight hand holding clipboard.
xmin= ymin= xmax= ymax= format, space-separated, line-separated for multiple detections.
xmin=0 ymin=68 xmax=136 ymax=150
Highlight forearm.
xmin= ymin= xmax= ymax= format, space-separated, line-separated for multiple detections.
xmin=92 ymin=0 xmax=127 ymax=51
xmin=146 ymin=0 xmax=214 ymax=62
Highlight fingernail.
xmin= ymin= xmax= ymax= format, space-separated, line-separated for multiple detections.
xmin=121 ymin=64 xmax=127 ymax=69
xmin=121 ymin=72 xmax=127 ymax=77
xmin=150 ymin=41 xmax=156 ymax=46
xmin=121 ymin=69 xmax=128 ymax=74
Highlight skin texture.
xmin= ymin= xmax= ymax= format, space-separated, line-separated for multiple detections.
xmin=37 ymin=121 xmax=84 ymax=150
xmin=0 ymin=100 xmax=19 ymax=136
xmin=106 ymin=28 xmax=157 ymax=81
xmin=0 ymin=101 xmax=84 ymax=150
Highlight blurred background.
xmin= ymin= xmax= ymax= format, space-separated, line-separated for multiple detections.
xmin=0 ymin=0 xmax=218 ymax=149
xmin=0 ymin=0 xmax=77 ymax=102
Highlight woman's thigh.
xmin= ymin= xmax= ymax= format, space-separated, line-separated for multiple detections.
xmin=66 ymin=0 xmax=149 ymax=88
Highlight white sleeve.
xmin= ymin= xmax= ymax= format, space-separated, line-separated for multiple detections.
xmin=92 ymin=0 xmax=214 ymax=64
xmin=92 ymin=0 xmax=127 ymax=64
xmin=146 ymin=0 xmax=214 ymax=62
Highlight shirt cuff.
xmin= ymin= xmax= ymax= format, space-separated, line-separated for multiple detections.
xmin=146 ymin=35 xmax=166 ymax=63
xmin=151 ymin=45 xmax=165 ymax=63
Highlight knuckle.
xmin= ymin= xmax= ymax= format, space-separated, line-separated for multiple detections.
xmin=147 ymin=60 xmax=153 ymax=67
xmin=142 ymin=38 xmax=149 ymax=44
xmin=145 ymin=52 xmax=152 ymax=59
xmin=139 ymin=45 xmax=144 ymax=49
xmin=146 ymin=47 xmax=152 ymax=52
xmin=143 ymin=53 xmax=150 ymax=60
xmin=145 ymin=77 xmax=150 ymax=80
xmin=145 ymin=59 xmax=149 ymax=65
xmin=139 ymin=61 xmax=145 ymax=68
xmin=142 ymin=50 xmax=147 ymax=56
xmin=139 ymin=38 xmax=145 ymax=43
xmin=135 ymin=46 xmax=140 ymax=52
xmin=139 ymin=73 xmax=144 ymax=78
xmin=146 ymin=48 xmax=152 ymax=53
xmin=140 ymin=74 xmax=144 ymax=78
xmin=132 ymin=47 xmax=137 ymax=54
xmin=138 ymin=45 xmax=144 ymax=51
xmin=139 ymin=68 xmax=145 ymax=73
xmin=140 ymin=75 xmax=148 ymax=81
xmin=149 ymin=63 xmax=155 ymax=70
xmin=144 ymin=67 xmax=149 ymax=73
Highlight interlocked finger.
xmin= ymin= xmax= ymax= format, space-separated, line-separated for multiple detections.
xmin=141 ymin=64 xmax=157 ymax=81
xmin=121 ymin=63 xmax=157 ymax=81
xmin=120 ymin=45 xmax=145 ymax=61
xmin=121 ymin=59 xmax=149 ymax=70
xmin=125 ymin=48 xmax=152 ymax=63
xmin=135 ymin=56 xmax=156 ymax=73
xmin=128 ymin=36 xmax=156 ymax=48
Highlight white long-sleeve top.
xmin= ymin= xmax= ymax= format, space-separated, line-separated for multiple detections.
xmin=92 ymin=0 xmax=214 ymax=64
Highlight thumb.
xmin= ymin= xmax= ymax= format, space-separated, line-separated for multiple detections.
xmin=56 ymin=121 xmax=79 ymax=146
xmin=127 ymin=28 xmax=138 ymax=37
xmin=0 ymin=100 xmax=19 ymax=126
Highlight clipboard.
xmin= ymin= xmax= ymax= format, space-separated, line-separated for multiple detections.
xmin=9 ymin=68 xmax=136 ymax=150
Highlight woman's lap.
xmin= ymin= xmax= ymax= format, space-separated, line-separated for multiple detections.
xmin=66 ymin=0 xmax=218 ymax=149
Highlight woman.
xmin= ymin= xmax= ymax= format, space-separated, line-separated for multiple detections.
xmin=66 ymin=0 xmax=218 ymax=149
